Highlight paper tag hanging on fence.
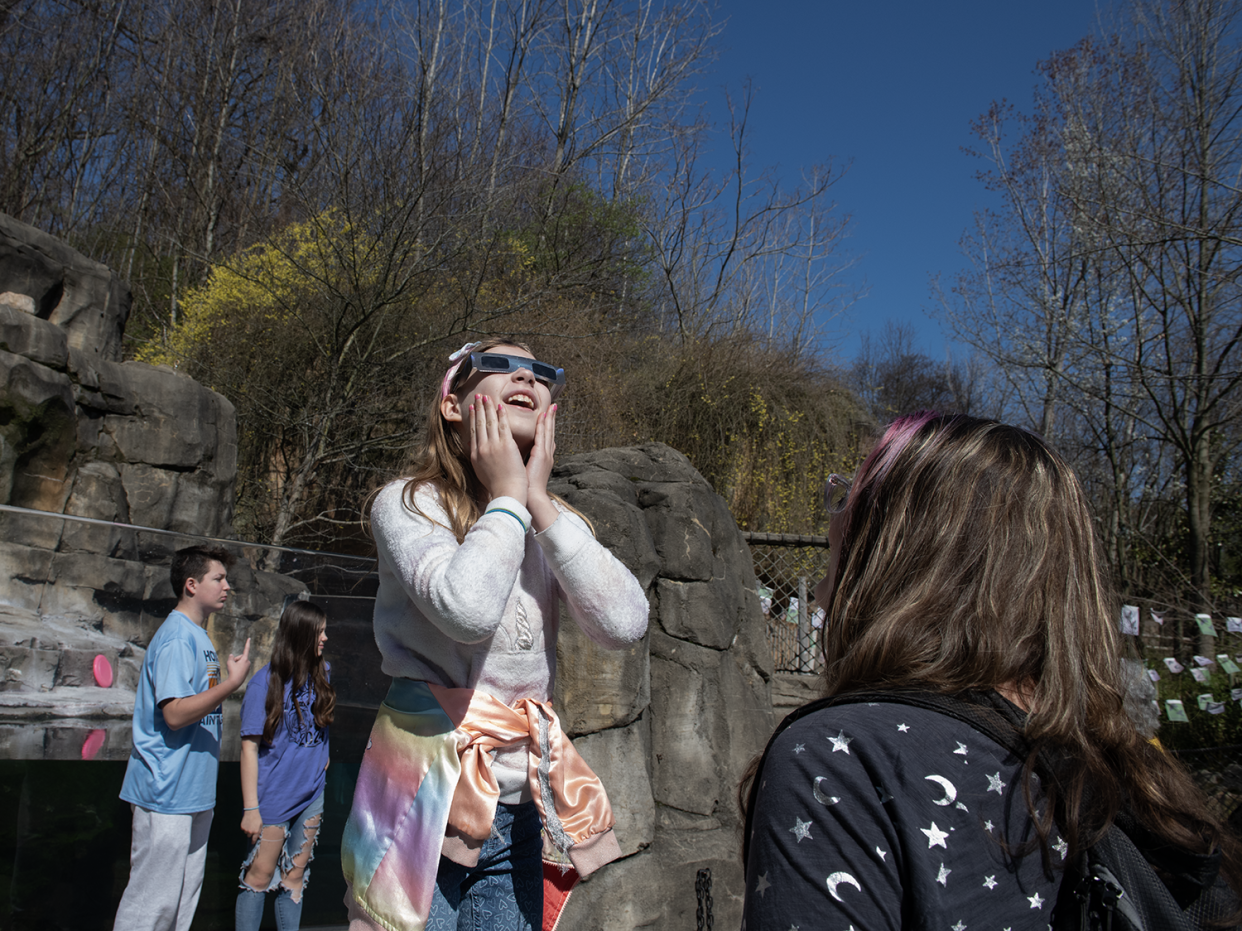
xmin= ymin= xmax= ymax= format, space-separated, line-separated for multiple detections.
xmin=1164 ymin=657 xmax=1185 ymax=674
xmin=1166 ymin=700 xmax=1190 ymax=722
xmin=1148 ymin=668 xmax=1161 ymax=682
xmin=1120 ymin=605 xmax=1140 ymax=636
xmin=757 ymin=585 xmax=772 ymax=617
xmin=1194 ymin=655 xmax=1216 ymax=667
xmin=1218 ymin=654 xmax=1241 ymax=674
xmin=1196 ymin=613 xmax=1219 ymax=636
xmin=785 ymin=597 xmax=799 ymax=625
xmin=1152 ymin=610 xmax=1165 ymax=626
xmin=811 ymin=607 xmax=825 ymax=630
xmin=1198 ymin=693 xmax=1215 ymax=710
xmin=1229 ymin=617 xmax=1242 ymax=634
xmin=1192 ymin=667 xmax=1211 ymax=683
xmin=1209 ymin=701 xmax=1227 ymax=715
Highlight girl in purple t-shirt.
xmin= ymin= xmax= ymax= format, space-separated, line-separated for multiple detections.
xmin=236 ymin=600 xmax=335 ymax=931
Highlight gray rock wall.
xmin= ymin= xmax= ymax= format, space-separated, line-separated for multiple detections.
xmin=551 ymin=444 xmax=775 ymax=931
xmin=0 ymin=211 xmax=266 ymax=758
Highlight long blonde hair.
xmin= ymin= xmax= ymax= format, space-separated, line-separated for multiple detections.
xmin=401 ymin=336 xmax=590 ymax=542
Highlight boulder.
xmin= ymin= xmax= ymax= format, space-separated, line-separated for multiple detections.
xmin=0 ymin=216 xmax=325 ymax=774
xmin=0 ymin=212 xmax=238 ymax=540
xmin=571 ymin=715 xmax=655 ymax=858
xmin=0 ymin=304 xmax=68 ymax=370
xmin=550 ymin=443 xmax=773 ymax=931
xmin=0 ymin=212 xmax=129 ymax=362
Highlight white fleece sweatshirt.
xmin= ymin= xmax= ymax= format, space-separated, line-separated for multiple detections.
xmin=370 ymin=480 xmax=649 ymax=802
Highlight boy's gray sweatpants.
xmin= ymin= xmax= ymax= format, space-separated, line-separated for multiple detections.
xmin=113 ymin=805 xmax=214 ymax=931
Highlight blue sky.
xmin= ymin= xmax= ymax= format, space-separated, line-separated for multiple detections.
xmin=706 ymin=1 xmax=1103 ymax=363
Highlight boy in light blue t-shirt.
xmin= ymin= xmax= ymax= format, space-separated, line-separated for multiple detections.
xmin=114 ymin=545 xmax=252 ymax=931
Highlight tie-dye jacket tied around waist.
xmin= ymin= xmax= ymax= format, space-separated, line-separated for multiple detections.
xmin=341 ymin=678 xmax=619 ymax=931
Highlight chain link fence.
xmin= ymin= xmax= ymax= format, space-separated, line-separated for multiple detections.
xmin=743 ymin=532 xmax=831 ymax=675
xmin=740 ymin=531 xmax=1242 ymax=822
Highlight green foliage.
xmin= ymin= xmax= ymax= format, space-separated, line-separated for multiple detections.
xmin=558 ymin=332 xmax=869 ymax=535
xmin=137 ymin=212 xmax=431 ymax=544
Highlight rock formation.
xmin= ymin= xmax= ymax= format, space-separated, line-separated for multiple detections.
xmin=549 ymin=444 xmax=775 ymax=931
xmin=0 ymin=211 xmax=298 ymax=759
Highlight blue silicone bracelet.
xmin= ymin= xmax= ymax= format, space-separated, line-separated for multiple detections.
xmin=486 ymin=507 xmax=528 ymax=532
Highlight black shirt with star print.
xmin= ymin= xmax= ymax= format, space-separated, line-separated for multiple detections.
xmin=743 ymin=701 xmax=1063 ymax=931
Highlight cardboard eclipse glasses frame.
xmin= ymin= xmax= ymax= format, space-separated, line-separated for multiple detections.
xmin=460 ymin=352 xmax=566 ymax=401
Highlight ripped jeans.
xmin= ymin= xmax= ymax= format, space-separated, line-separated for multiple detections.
xmin=235 ymin=790 xmax=325 ymax=931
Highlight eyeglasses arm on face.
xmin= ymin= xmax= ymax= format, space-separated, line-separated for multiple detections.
xmin=824 ymin=473 xmax=852 ymax=514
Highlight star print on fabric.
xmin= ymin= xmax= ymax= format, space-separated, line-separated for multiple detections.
xmin=897 ymin=723 xmax=910 ymax=732
xmin=954 ymin=741 xmax=968 ymax=756
xmin=1028 ymin=892 xmax=1045 ymax=909
xmin=983 ymin=875 xmax=998 ymax=890
xmin=921 ymin=821 xmax=949 ymax=848
xmin=875 ymin=784 xmax=893 ymax=803
xmin=828 ymin=731 xmax=853 ymax=753
xmin=952 ymin=922 xmax=966 ymax=931
xmin=987 ymin=772 xmax=1007 ymax=794
xmin=1053 ymin=837 xmax=1069 ymax=860
xmin=984 ymin=819 xmax=994 ymax=832
xmin=793 ymin=743 xmax=806 ymax=754
xmin=790 ymin=817 xmax=813 ymax=842
xmin=875 ymin=846 xmax=887 ymax=862
xmin=936 ymin=862 xmax=951 ymax=886
xmin=755 ymin=873 xmax=771 ymax=897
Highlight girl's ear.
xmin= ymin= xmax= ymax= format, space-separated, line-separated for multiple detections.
xmin=441 ymin=393 xmax=464 ymax=423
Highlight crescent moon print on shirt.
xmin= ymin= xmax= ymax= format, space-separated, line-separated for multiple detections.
xmin=742 ymin=702 xmax=1061 ymax=931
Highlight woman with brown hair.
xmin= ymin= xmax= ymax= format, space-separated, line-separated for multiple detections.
xmin=741 ymin=412 xmax=1239 ymax=930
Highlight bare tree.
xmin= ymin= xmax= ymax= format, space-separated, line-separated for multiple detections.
xmin=940 ymin=0 xmax=1242 ymax=615
xmin=644 ymin=83 xmax=857 ymax=349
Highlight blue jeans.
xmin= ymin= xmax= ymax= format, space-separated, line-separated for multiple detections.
xmin=235 ymin=791 xmax=325 ymax=931
xmin=427 ymin=802 xmax=544 ymax=931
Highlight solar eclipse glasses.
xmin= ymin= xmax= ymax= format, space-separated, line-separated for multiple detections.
xmin=459 ymin=352 xmax=566 ymax=400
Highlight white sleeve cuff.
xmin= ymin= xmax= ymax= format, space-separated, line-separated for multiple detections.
xmin=482 ymin=497 xmax=532 ymax=533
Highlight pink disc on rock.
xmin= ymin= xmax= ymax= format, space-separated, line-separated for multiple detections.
xmin=93 ymin=654 xmax=113 ymax=688
xmin=81 ymin=729 xmax=106 ymax=760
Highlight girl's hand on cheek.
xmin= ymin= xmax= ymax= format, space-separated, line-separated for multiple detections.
xmin=469 ymin=395 xmax=528 ymax=505
xmin=526 ymin=405 xmax=560 ymax=531
xmin=526 ymin=404 xmax=557 ymax=496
